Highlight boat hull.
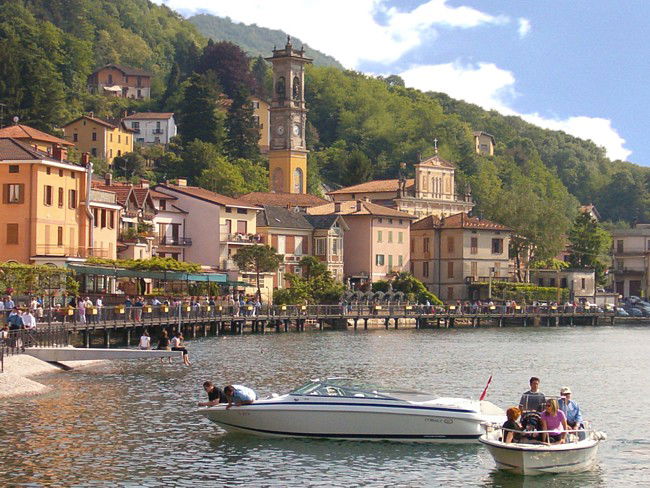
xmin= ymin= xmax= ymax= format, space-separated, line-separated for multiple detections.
xmin=200 ymin=397 xmax=500 ymax=443
xmin=479 ymin=436 xmax=601 ymax=475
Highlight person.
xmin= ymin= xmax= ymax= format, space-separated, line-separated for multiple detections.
xmin=21 ymin=309 xmax=36 ymax=329
xmin=157 ymin=329 xmax=172 ymax=364
xmin=519 ymin=377 xmax=546 ymax=412
xmin=558 ymin=386 xmax=583 ymax=430
xmin=224 ymin=384 xmax=257 ymax=409
xmin=170 ymin=331 xmax=191 ymax=366
xmin=502 ymin=407 xmax=522 ymax=443
xmin=134 ymin=296 xmax=144 ymax=323
xmin=7 ymin=307 xmax=24 ymax=330
xmin=0 ymin=324 xmax=8 ymax=344
xmin=77 ymin=296 xmax=86 ymax=324
xmin=197 ymin=381 xmax=228 ymax=407
xmin=139 ymin=330 xmax=151 ymax=350
xmin=540 ymin=398 xmax=568 ymax=444
xmin=95 ymin=296 xmax=103 ymax=321
xmin=4 ymin=295 xmax=15 ymax=311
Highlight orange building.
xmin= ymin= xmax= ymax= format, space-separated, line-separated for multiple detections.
xmin=0 ymin=138 xmax=115 ymax=266
xmin=63 ymin=114 xmax=134 ymax=166
xmin=0 ymin=124 xmax=73 ymax=154
xmin=87 ymin=64 xmax=152 ymax=99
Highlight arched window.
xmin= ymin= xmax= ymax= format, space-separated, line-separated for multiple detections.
xmin=292 ymin=76 xmax=301 ymax=100
xmin=293 ymin=167 xmax=304 ymax=193
xmin=276 ymin=77 xmax=286 ymax=99
xmin=272 ymin=167 xmax=284 ymax=192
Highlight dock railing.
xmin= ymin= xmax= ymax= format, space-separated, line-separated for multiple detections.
xmin=0 ymin=326 xmax=69 ymax=360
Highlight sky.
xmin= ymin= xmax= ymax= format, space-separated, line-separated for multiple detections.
xmin=157 ymin=0 xmax=650 ymax=165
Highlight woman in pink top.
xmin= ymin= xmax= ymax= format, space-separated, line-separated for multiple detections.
xmin=541 ymin=398 xmax=568 ymax=444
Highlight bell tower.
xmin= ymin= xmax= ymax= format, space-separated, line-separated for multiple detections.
xmin=265 ymin=37 xmax=312 ymax=194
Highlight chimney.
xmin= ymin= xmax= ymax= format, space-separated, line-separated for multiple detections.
xmin=104 ymin=173 xmax=112 ymax=186
xmin=176 ymin=178 xmax=187 ymax=187
xmin=52 ymin=144 xmax=67 ymax=162
xmin=88 ymin=111 xmax=94 ymax=118
xmin=81 ymin=152 xmax=90 ymax=165
xmin=140 ymin=179 xmax=149 ymax=188
xmin=334 ymin=202 xmax=341 ymax=213
xmin=356 ymin=200 xmax=363 ymax=212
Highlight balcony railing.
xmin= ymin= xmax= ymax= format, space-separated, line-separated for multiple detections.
xmin=34 ymin=245 xmax=111 ymax=258
xmin=158 ymin=236 xmax=192 ymax=247
xmin=221 ymin=259 xmax=239 ymax=271
xmin=153 ymin=129 xmax=164 ymax=134
xmin=222 ymin=233 xmax=262 ymax=244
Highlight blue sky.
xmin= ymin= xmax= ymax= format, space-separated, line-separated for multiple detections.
xmin=158 ymin=0 xmax=648 ymax=165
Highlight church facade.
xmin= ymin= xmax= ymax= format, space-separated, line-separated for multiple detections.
xmin=328 ymin=153 xmax=474 ymax=219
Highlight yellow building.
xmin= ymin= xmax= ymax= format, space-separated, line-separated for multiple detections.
xmin=0 ymin=124 xmax=73 ymax=154
xmin=251 ymin=96 xmax=270 ymax=154
xmin=265 ymin=37 xmax=312 ymax=194
xmin=63 ymin=114 xmax=134 ymax=166
xmin=473 ymin=131 xmax=495 ymax=156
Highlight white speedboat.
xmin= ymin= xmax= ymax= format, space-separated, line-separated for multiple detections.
xmin=198 ymin=378 xmax=505 ymax=442
xmin=479 ymin=424 xmax=606 ymax=475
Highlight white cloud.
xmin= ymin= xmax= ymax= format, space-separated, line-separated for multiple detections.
xmin=518 ymin=18 xmax=531 ymax=38
xmin=400 ymin=61 xmax=631 ymax=160
xmin=155 ymin=0 xmax=507 ymax=68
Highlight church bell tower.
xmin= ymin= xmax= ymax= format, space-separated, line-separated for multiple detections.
xmin=265 ymin=37 xmax=312 ymax=194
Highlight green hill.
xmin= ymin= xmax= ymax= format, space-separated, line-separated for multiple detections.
xmin=188 ymin=14 xmax=344 ymax=69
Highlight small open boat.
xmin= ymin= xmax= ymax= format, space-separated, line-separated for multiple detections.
xmin=198 ymin=378 xmax=505 ymax=442
xmin=479 ymin=423 xmax=606 ymax=475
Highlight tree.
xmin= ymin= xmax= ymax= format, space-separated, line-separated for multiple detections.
xmin=232 ymin=245 xmax=283 ymax=300
xmin=197 ymin=40 xmax=255 ymax=99
xmin=225 ymin=85 xmax=260 ymax=160
xmin=345 ymin=149 xmax=373 ymax=185
xmin=251 ymin=55 xmax=271 ymax=99
xmin=372 ymin=272 xmax=442 ymax=304
xmin=273 ymin=256 xmax=344 ymax=305
xmin=180 ymin=139 xmax=223 ymax=184
xmin=113 ymin=151 xmax=147 ymax=179
xmin=178 ymin=72 xmax=226 ymax=146
xmin=567 ymin=212 xmax=612 ymax=285
xmin=197 ymin=156 xmax=247 ymax=196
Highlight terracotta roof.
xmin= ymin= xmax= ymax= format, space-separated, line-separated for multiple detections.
xmin=307 ymin=200 xmax=416 ymax=219
xmin=0 ymin=125 xmax=73 ymax=146
xmin=0 ymin=138 xmax=82 ymax=166
xmin=239 ymin=191 xmax=328 ymax=207
xmin=92 ymin=184 xmax=133 ymax=206
xmin=132 ymin=188 xmax=151 ymax=207
xmin=148 ymin=189 xmax=177 ymax=200
xmin=473 ymin=131 xmax=495 ymax=142
xmin=411 ymin=215 xmax=442 ymax=231
xmin=444 ymin=213 xmax=510 ymax=230
xmin=416 ymin=154 xmax=456 ymax=169
xmin=155 ymin=185 xmax=262 ymax=209
xmin=327 ymin=179 xmax=415 ymax=195
xmin=93 ymin=64 xmax=152 ymax=77
xmin=63 ymin=115 xmax=136 ymax=133
xmin=123 ymin=112 xmax=174 ymax=120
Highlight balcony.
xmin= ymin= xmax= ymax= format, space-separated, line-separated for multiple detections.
xmin=158 ymin=236 xmax=192 ymax=247
xmin=222 ymin=233 xmax=262 ymax=245
xmin=34 ymin=245 xmax=111 ymax=258
xmin=221 ymin=259 xmax=239 ymax=271
xmin=153 ymin=129 xmax=164 ymax=134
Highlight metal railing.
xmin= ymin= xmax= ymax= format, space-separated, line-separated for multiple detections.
xmin=34 ymin=245 xmax=111 ymax=258
xmin=158 ymin=236 xmax=192 ymax=246
xmin=0 ymin=326 xmax=69 ymax=360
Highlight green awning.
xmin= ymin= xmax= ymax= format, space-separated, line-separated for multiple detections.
xmin=68 ymin=264 xmax=227 ymax=283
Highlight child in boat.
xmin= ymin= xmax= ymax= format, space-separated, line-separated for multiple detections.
xmin=502 ymin=407 xmax=522 ymax=443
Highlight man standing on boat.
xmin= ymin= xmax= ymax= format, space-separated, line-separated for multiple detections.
xmin=519 ymin=377 xmax=546 ymax=412
xmin=558 ymin=386 xmax=583 ymax=429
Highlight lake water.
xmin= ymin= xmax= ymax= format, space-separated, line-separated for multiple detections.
xmin=1 ymin=326 xmax=649 ymax=487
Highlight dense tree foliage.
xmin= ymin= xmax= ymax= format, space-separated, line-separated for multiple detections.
xmin=273 ymin=256 xmax=344 ymax=305
xmin=566 ymin=213 xmax=612 ymax=285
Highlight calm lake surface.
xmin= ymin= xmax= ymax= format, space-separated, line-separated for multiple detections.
xmin=1 ymin=326 xmax=649 ymax=487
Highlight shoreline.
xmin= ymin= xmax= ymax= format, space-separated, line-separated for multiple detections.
xmin=0 ymin=352 xmax=107 ymax=400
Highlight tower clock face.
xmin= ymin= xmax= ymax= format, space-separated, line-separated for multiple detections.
xmin=277 ymin=125 xmax=285 ymax=135
xmin=292 ymin=124 xmax=301 ymax=136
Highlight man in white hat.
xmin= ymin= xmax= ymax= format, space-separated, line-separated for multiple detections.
xmin=558 ymin=386 xmax=582 ymax=430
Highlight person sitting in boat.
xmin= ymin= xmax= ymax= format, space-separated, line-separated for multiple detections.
xmin=519 ymin=376 xmax=546 ymax=412
xmin=540 ymin=398 xmax=568 ymax=444
xmin=224 ymin=384 xmax=257 ymax=409
xmin=558 ymin=386 xmax=583 ymax=430
xmin=502 ymin=407 xmax=522 ymax=443
xmin=198 ymin=381 xmax=228 ymax=406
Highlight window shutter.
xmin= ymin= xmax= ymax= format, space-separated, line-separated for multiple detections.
xmin=6 ymin=223 xmax=18 ymax=244
xmin=3 ymin=184 xmax=8 ymax=204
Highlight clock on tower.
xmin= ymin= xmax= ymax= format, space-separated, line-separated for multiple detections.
xmin=265 ymin=37 xmax=312 ymax=194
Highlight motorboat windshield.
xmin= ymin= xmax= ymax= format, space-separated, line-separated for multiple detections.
xmin=289 ymin=378 xmax=434 ymax=401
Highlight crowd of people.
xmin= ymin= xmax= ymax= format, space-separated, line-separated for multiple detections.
xmin=502 ymin=376 xmax=583 ymax=445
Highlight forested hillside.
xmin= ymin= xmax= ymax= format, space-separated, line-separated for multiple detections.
xmin=1 ymin=0 xmax=648 ymax=262
xmin=189 ymin=14 xmax=343 ymax=69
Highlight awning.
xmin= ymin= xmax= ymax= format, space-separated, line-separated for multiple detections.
xmin=68 ymin=264 xmax=227 ymax=283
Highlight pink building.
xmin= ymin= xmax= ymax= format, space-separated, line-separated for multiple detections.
xmin=307 ymin=200 xmax=416 ymax=285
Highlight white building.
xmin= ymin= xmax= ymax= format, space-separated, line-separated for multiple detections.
xmin=123 ymin=113 xmax=177 ymax=145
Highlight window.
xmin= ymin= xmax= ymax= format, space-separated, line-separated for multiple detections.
xmin=377 ymin=230 xmax=383 ymax=243
xmin=237 ymin=208 xmax=247 ymax=214
xmin=491 ymin=238 xmax=503 ymax=254
xmin=388 ymin=219 xmax=393 ymax=224
xmin=295 ymin=236 xmax=304 ymax=256
xmin=91 ymin=148 xmax=97 ymax=157
xmin=101 ymin=209 xmax=107 ymax=228
xmin=617 ymin=240 xmax=624 ymax=253
xmin=561 ymin=278 xmax=568 ymax=288
xmin=236 ymin=220 xmax=247 ymax=234
xmin=375 ymin=254 xmax=385 ymax=266
xmin=538 ymin=278 xmax=544 ymax=286
xmin=447 ymin=261 xmax=454 ymax=279
xmin=581 ymin=278 xmax=586 ymax=290
xmin=398 ymin=255 xmax=403 ymax=266
xmin=108 ymin=210 xmax=114 ymax=229
xmin=92 ymin=132 xmax=97 ymax=141
xmin=423 ymin=261 xmax=429 ymax=277
xmin=73 ymin=133 xmax=78 ymax=142
xmin=447 ymin=237 xmax=455 ymax=253
xmin=68 ymin=189 xmax=77 ymax=209
xmin=315 ymin=237 xmax=327 ymax=255
xmin=549 ymin=278 xmax=556 ymax=287
xmin=8 ymin=165 xmax=19 ymax=173
xmin=225 ymin=207 xmax=232 ymax=213
xmin=388 ymin=231 xmax=393 ymax=243
xmin=118 ymin=134 xmax=121 ymax=144
xmin=388 ymin=255 xmax=393 ymax=268
xmin=447 ymin=287 xmax=454 ymax=300
xmin=6 ymin=223 xmax=18 ymax=244
xmin=423 ymin=237 xmax=430 ymax=253
xmin=46 ymin=167 xmax=51 ymax=175
xmin=58 ymin=187 xmax=64 ymax=207
xmin=4 ymin=184 xmax=24 ymax=204
xmin=331 ymin=237 xmax=341 ymax=256
xmin=159 ymin=200 xmax=167 ymax=211
xmin=132 ymin=122 xmax=140 ymax=130
xmin=471 ymin=262 xmax=478 ymax=279
xmin=471 ymin=237 xmax=478 ymax=255
xmin=57 ymin=226 xmax=63 ymax=246
xmin=410 ymin=239 xmax=415 ymax=253
xmin=277 ymin=235 xmax=286 ymax=254
xmin=59 ymin=169 xmax=63 ymax=177
xmin=110 ymin=133 xmax=113 ymax=142
xmin=44 ymin=185 xmax=53 ymax=206
xmin=398 ymin=232 xmax=403 ymax=244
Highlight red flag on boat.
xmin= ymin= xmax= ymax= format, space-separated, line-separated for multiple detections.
xmin=479 ymin=375 xmax=493 ymax=401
